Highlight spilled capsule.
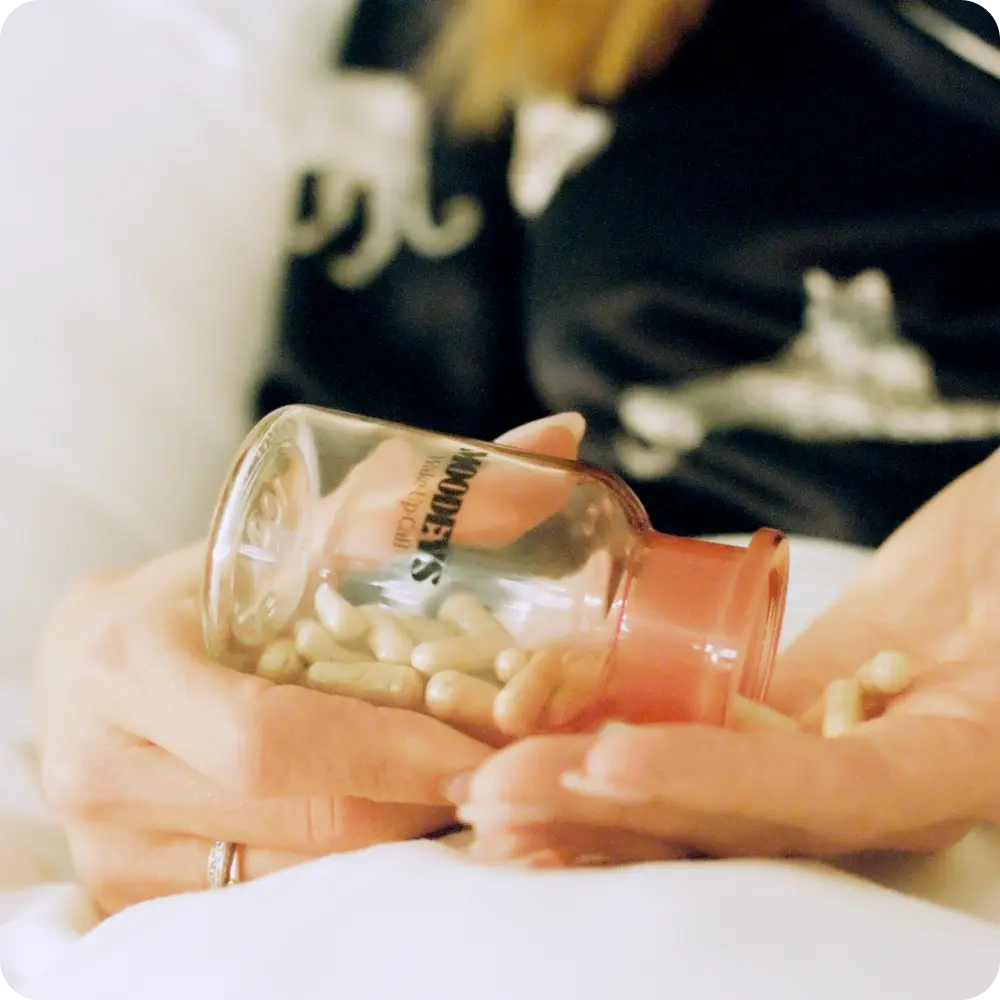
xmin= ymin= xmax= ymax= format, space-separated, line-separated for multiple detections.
xmin=822 ymin=678 xmax=863 ymax=739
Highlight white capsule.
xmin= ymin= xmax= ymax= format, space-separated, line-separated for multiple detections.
xmin=730 ymin=695 xmax=799 ymax=732
xmin=411 ymin=633 xmax=512 ymax=676
xmin=367 ymin=618 xmax=415 ymax=664
xmin=293 ymin=619 xmax=367 ymax=664
xmin=494 ymin=647 xmax=530 ymax=683
xmin=822 ymin=678 xmax=864 ymax=738
xmin=314 ymin=584 xmax=370 ymax=642
xmin=543 ymin=647 xmax=608 ymax=729
xmin=856 ymin=650 xmax=912 ymax=697
xmin=358 ymin=604 xmax=391 ymax=624
xmin=398 ymin=614 xmax=460 ymax=644
xmin=493 ymin=648 xmax=563 ymax=737
xmin=257 ymin=639 xmax=305 ymax=684
xmin=424 ymin=670 xmax=502 ymax=741
xmin=306 ymin=661 xmax=424 ymax=710
xmin=357 ymin=605 xmax=417 ymax=663
xmin=438 ymin=591 xmax=511 ymax=639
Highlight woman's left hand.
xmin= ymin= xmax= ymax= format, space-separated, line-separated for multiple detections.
xmin=453 ymin=447 xmax=1000 ymax=867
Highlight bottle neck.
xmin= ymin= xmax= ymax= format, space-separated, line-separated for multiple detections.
xmin=607 ymin=529 xmax=789 ymax=726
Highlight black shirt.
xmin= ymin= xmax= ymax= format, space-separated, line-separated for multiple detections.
xmin=257 ymin=0 xmax=1000 ymax=546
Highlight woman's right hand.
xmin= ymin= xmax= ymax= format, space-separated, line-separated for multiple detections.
xmin=35 ymin=543 xmax=490 ymax=915
xmin=35 ymin=412 xmax=585 ymax=915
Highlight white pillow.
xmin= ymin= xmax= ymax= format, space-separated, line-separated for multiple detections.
xmin=0 ymin=0 xmax=356 ymax=679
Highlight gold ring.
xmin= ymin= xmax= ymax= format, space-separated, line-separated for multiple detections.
xmin=207 ymin=840 xmax=239 ymax=890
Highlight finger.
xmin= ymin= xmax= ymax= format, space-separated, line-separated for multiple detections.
xmin=68 ymin=822 xmax=324 ymax=915
xmin=492 ymin=412 xmax=586 ymax=460
xmin=570 ymin=712 xmax=992 ymax=851
xmin=69 ymin=740 xmax=456 ymax=852
xmin=126 ymin=662 xmax=491 ymax=804
xmin=447 ymin=411 xmax=587 ymax=548
xmin=454 ymin=733 xmax=595 ymax=814
xmin=469 ymin=821 xmax=689 ymax=867
xmin=458 ymin=705 xmax=994 ymax=855
xmin=308 ymin=411 xmax=586 ymax=571
xmin=456 ymin=735 xmax=692 ymax=864
xmin=456 ymin=728 xmax=843 ymax=855
xmin=108 ymin=602 xmax=491 ymax=803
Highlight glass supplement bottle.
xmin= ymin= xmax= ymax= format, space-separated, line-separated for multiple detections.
xmin=202 ymin=406 xmax=790 ymax=745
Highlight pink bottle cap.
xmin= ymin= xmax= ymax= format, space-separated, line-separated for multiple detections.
xmin=606 ymin=528 xmax=790 ymax=726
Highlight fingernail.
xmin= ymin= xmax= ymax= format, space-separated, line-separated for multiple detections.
xmin=559 ymin=770 xmax=650 ymax=803
xmin=495 ymin=412 xmax=587 ymax=445
xmin=481 ymin=848 xmax=567 ymax=869
xmin=442 ymin=771 xmax=474 ymax=805
xmin=523 ymin=849 xmax=566 ymax=869
xmin=457 ymin=802 xmax=558 ymax=826
xmin=556 ymin=412 xmax=587 ymax=443
xmin=468 ymin=832 xmax=524 ymax=863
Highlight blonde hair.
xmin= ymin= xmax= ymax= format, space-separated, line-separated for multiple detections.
xmin=424 ymin=0 xmax=712 ymax=133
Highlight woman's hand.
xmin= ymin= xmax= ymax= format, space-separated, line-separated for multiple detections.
xmin=36 ymin=412 xmax=585 ymax=913
xmin=453 ymin=446 xmax=1000 ymax=867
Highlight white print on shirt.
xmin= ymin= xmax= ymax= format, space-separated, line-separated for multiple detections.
xmin=510 ymin=99 xmax=614 ymax=218
xmin=615 ymin=268 xmax=1000 ymax=480
xmin=288 ymin=73 xmax=615 ymax=288
xmin=288 ymin=73 xmax=482 ymax=289
xmin=290 ymin=2 xmax=995 ymax=289
xmin=899 ymin=0 xmax=1000 ymax=80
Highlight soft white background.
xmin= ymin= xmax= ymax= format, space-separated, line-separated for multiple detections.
xmin=0 ymin=0 xmax=358 ymax=693
xmin=0 ymin=2 xmax=997 ymax=998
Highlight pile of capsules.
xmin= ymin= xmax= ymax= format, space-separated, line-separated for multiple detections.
xmin=733 ymin=649 xmax=914 ymax=736
xmin=820 ymin=650 xmax=912 ymax=736
xmin=252 ymin=583 xmax=913 ymax=742
xmin=252 ymin=583 xmax=605 ymax=743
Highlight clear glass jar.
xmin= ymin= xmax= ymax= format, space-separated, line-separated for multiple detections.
xmin=202 ymin=405 xmax=789 ymax=745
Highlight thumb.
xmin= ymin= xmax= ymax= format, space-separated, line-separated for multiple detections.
xmin=494 ymin=412 xmax=587 ymax=461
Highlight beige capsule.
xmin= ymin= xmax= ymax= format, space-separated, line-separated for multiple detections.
xmin=293 ymin=619 xmax=368 ymax=664
xmin=856 ymin=650 xmax=912 ymax=697
xmin=493 ymin=648 xmax=563 ymax=737
xmin=438 ymin=591 xmax=511 ymax=639
xmin=822 ymin=678 xmax=864 ymax=738
xmin=368 ymin=619 xmax=415 ymax=664
xmin=542 ymin=647 xmax=608 ymax=729
xmin=358 ymin=604 xmax=391 ymax=624
xmin=257 ymin=638 xmax=305 ymax=684
xmin=358 ymin=605 xmax=416 ymax=663
xmin=494 ymin=647 xmax=530 ymax=684
xmin=397 ymin=614 xmax=460 ymax=644
xmin=314 ymin=584 xmax=370 ymax=643
xmin=305 ymin=661 xmax=425 ymax=710
xmin=411 ymin=633 xmax=511 ymax=676
xmin=424 ymin=670 xmax=503 ymax=743
xmin=730 ymin=695 xmax=799 ymax=732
